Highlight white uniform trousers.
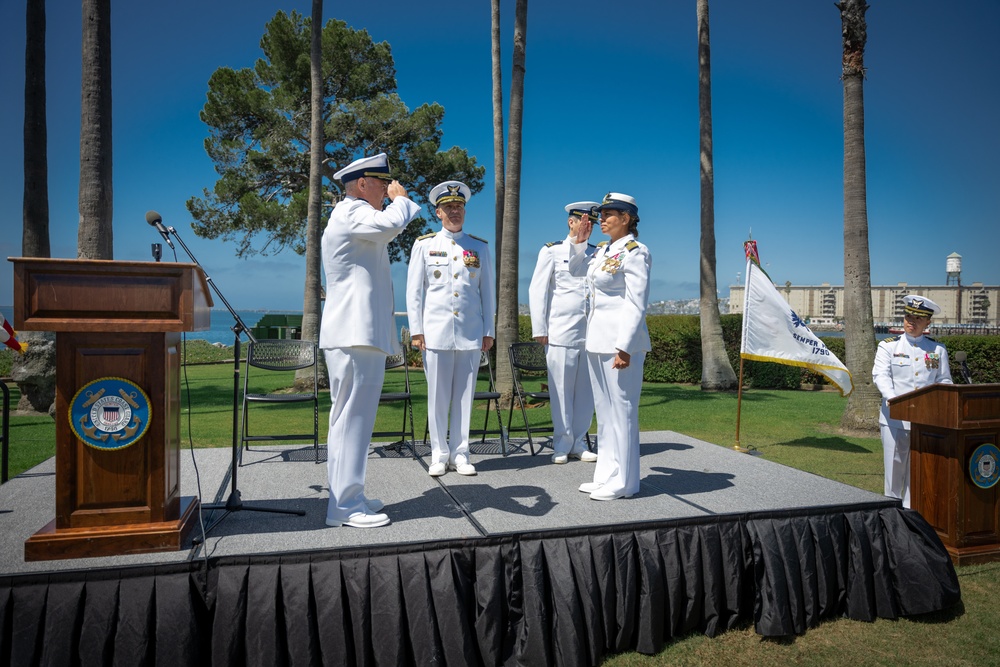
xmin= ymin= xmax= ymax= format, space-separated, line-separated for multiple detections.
xmin=546 ymin=344 xmax=594 ymax=455
xmin=881 ymin=424 xmax=912 ymax=508
xmin=423 ymin=349 xmax=480 ymax=466
xmin=587 ymin=351 xmax=645 ymax=496
xmin=324 ymin=347 xmax=386 ymax=522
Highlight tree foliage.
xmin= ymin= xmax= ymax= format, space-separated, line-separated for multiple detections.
xmin=188 ymin=11 xmax=484 ymax=263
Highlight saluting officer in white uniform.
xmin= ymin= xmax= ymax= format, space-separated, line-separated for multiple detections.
xmin=407 ymin=181 xmax=496 ymax=477
xmin=872 ymin=294 xmax=952 ymax=508
xmin=321 ymin=153 xmax=421 ymax=528
xmin=568 ymin=193 xmax=652 ymax=501
xmin=528 ymin=202 xmax=599 ymax=464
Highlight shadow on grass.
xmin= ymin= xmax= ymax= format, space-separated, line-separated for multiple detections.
xmin=773 ymin=436 xmax=869 ymax=454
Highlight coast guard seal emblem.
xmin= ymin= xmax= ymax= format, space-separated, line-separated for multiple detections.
xmin=69 ymin=377 xmax=151 ymax=451
xmin=969 ymin=443 xmax=1000 ymax=490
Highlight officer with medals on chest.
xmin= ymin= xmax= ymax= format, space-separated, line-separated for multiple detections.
xmin=567 ymin=192 xmax=652 ymax=501
xmin=406 ymin=181 xmax=496 ymax=477
xmin=321 ymin=153 xmax=421 ymax=529
xmin=528 ymin=201 xmax=600 ymax=465
xmin=872 ymin=294 xmax=953 ymax=508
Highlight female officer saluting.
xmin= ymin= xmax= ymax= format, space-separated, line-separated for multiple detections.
xmin=568 ymin=193 xmax=652 ymax=500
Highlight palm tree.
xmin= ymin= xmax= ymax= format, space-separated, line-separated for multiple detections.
xmin=491 ymin=0 xmax=505 ymax=303
xmin=297 ymin=0 xmax=326 ymax=391
xmin=23 ymin=0 xmax=49 ymax=258
xmin=16 ymin=0 xmax=56 ymax=416
xmin=494 ymin=0 xmax=527 ymax=397
xmin=697 ymin=0 xmax=737 ymax=391
xmin=837 ymin=0 xmax=880 ymax=431
xmin=78 ymin=0 xmax=113 ymax=259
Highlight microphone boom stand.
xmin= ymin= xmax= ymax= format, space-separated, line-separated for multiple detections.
xmin=166 ymin=226 xmax=305 ymax=545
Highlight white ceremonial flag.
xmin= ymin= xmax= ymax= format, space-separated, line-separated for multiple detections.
xmin=740 ymin=254 xmax=853 ymax=396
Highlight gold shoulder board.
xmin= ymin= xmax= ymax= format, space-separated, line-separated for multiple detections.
xmin=468 ymin=234 xmax=489 ymax=243
xmin=625 ymin=240 xmax=639 ymax=251
xmin=417 ymin=232 xmax=437 ymax=241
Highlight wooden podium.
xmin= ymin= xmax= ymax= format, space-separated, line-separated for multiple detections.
xmin=11 ymin=258 xmax=212 ymax=560
xmin=889 ymin=383 xmax=1000 ymax=565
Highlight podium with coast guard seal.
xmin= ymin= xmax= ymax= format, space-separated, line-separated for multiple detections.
xmin=11 ymin=257 xmax=211 ymax=560
xmin=889 ymin=383 xmax=1000 ymax=565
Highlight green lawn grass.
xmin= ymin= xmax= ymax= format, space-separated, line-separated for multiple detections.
xmin=3 ymin=351 xmax=997 ymax=666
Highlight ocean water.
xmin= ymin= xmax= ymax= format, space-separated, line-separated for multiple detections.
xmin=0 ymin=306 xmax=410 ymax=347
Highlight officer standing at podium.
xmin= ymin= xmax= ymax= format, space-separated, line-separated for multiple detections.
xmin=872 ymin=294 xmax=953 ymax=508
xmin=528 ymin=201 xmax=599 ymax=465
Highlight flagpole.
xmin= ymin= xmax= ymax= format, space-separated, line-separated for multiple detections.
xmin=734 ymin=355 xmax=747 ymax=452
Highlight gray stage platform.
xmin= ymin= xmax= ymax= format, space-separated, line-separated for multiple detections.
xmin=0 ymin=431 xmax=888 ymax=576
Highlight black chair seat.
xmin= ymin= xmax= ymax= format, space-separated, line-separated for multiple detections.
xmin=379 ymin=391 xmax=410 ymax=403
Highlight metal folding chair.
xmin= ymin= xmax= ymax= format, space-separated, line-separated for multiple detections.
xmin=422 ymin=350 xmax=510 ymax=456
xmin=239 ymin=339 xmax=320 ymax=463
xmin=507 ymin=341 xmax=552 ymax=455
xmin=373 ymin=348 xmax=418 ymax=458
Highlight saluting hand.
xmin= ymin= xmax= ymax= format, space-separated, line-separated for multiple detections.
xmin=387 ymin=180 xmax=407 ymax=201
xmin=575 ymin=215 xmax=593 ymax=244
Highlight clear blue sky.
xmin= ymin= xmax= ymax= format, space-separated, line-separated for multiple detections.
xmin=2 ymin=1 xmax=998 ymax=312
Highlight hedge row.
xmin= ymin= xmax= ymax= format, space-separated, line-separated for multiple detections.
xmin=516 ymin=314 xmax=1000 ymax=388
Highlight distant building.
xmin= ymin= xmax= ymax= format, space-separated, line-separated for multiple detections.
xmin=728 ymin=281 xmax=999 ymax=326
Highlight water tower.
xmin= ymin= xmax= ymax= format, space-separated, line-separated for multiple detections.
xmin=947 ymin=252 xmax=962 ymax=324
xmin=946 ymin=252 xmax=962 ymax=285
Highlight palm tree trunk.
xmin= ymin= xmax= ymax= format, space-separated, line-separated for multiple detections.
xmin=17 ymin=0 xmax=56 ymax=416
xmin=491 ymin=0 xmax=505 ymax=304
xmin=697 ymin=0 xmax=737 ymax=391
xmin=23 ymin=0 xmax=49 ymax=258
xmin=494 ymin=0 xmax=527 ymax=398
xmin=838 ymin=0 xmax=880 ymax=432
xmin=78 ymin=0 xmax=113 ymax=259
xmin=297 ymin=0 xmax=326 ymax=391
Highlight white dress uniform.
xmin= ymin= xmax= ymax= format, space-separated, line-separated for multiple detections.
xmin=570 ymin=225 xmax=652 ymax=499
xmin=528 ymin=235 xmax=596 ymax=458
xmin=406 ymin=228 xmax=496 ymax=469
xmin=872 ymin=332 xmax=952 ymax=507
xmin=320 ymin=156 xmax=421 ymax=527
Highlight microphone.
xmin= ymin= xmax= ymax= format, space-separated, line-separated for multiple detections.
xmin=954 ymin=351 xmax=973 ymax=384
xmin=145 ymin=210 xmax=175 ymax=249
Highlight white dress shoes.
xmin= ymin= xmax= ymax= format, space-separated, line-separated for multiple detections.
xmin=551 ymin=453 xmax=569 ymax=464
xmin=448 ymin=461 xmax=477 ymax=476
xmin=589 ymin=488 xmax=633 ymax=501
xmin=326 ymin=510 xmax=390 ymax=528
xmin=428 ymin=462 xmax=447 ymax=477
xmin=578 ymin=482 xmax=603 ymax=493
xmin=569 ymin=450 xmax=598 ymax=462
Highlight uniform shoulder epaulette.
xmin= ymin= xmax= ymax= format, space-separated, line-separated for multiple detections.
xmin=882 ymin=335 xmax=899 ymax=343
xmin=596 ymin=241 xmax=609 ymax=247
xmin=925 ymin=335 xmax=937 ymax=342
xmin=545 ymin=240 xmax=564 ymax=247
xmin=417 ymin=232 xmax=437 ymax=241
xmin=468 ymin=234 xmax=489 ymax=243
xmin=625 ymin=240 xmax=639 ymax=252
xmin=587 ymin=242 xmax=596 ymax=248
